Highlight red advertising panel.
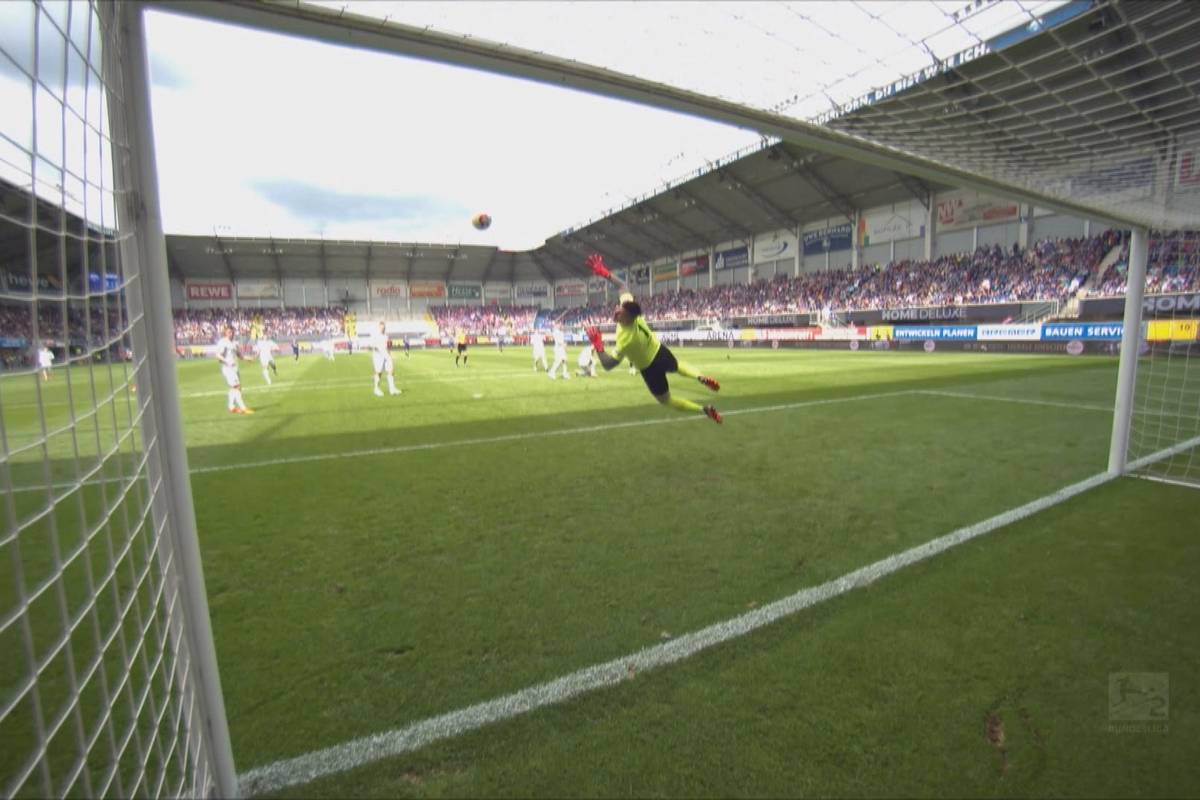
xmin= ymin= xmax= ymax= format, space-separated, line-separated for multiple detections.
xmin=186 ymin=282 xmax=233 ymax=300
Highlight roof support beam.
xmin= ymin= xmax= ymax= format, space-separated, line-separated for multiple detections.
xmin=269 ymin=237 xmax=286 ymax=296
xmin=527 ymin=250 xmax=555 ymax=283
xmin=613 ymin=213 xmax=679 ymax=255
xmin=212 ymin=233 xmax=236 ymax=282
xmin=479 ymin=249 xmax=500 ymax=284
xmin=893 ymin=172 xmax=932 ymax=209
xmin=645 ymin=199 xmax=712 ymax=252
xmin=718 ymin=167 xmax=794 ymax=230
xmin=673 ymin=186 xmax=752 ymax=240
xmin=791 ymin=162 xmax=857 ymax=222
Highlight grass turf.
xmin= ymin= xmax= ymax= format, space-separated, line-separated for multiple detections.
xmin=2 ymin=346 xmax=1198 ymax=797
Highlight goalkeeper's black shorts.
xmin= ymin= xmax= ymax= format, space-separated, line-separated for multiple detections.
xmin=639 ymin=345 xmax=678 ymax=397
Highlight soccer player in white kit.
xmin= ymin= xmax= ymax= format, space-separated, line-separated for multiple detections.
xmin=370 ymin=321 xmax=400 ymax=397
xmin=255 ymin=337 xmax=277 ymax=384
xmin=530 ymin=329 xmax=547 ymax=372
xmin=216 ymin=326 xmax=252 ymax=414
xmin=37 ymin=344 xmax=54 ymax=382
xmin=576 ymin=343 xmax=597 ymax=377
xmin=548 ymin=325 xmax=570 ymax=380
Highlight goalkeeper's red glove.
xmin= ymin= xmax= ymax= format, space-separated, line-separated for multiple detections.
xmin=586 ymin=253 xmax=612 ymax=280
xmin=585 ymin=326 xmax=605 ymax=353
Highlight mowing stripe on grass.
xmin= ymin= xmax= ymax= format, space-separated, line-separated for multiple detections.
xmin=914 ymin=389 xmax=1112 ymax=413
xmin=5 ymin=391 xmax=911 ymax=492
xmin=237 ymin=468 xmax=1116 ymax=797
xmin=188 ymin=390 xmax=912 ymax=475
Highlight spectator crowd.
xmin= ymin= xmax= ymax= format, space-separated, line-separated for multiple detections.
xmin=172 ymin=307 xmax=346 ymax=344
xmin=427 ymin=305 xmax=538 ymax=336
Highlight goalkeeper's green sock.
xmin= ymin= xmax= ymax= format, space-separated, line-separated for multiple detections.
xmin=675 ymin=361 xmax=700 ymax=379
xmin=666 ymin=394 xmax=702 ymax=413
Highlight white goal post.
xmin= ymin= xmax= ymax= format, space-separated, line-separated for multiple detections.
xmin=2 ymin=1 xmax=1196 ymax=798
xmin=1 ymin=1 xmax=236 ymax=796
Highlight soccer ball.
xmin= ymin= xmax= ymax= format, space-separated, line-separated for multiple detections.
xmin=471 ymin=213 xmax=492 ymax=230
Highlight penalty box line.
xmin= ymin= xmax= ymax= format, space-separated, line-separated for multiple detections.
xmin=238 ymin=468 xmax=1117 ymax=797
xmin=189 ymin=390 xmax=914 ymax=476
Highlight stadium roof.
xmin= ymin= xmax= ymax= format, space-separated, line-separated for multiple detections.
xmin=153 ymin=142 xmax=949 ymax=284
xmin=160 ymin=0 xmax=1197 ymax=232
xmin=6 ymin=1 xmax=1196 ymax=287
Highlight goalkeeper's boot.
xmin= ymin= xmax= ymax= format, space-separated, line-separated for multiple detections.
xmin=241 ymin=408 xmax=255 ymax=415
xmin=703 ymin=405 xmax=723 ymax=424
xmin=698 ymin=375 xmax=720 ymax=392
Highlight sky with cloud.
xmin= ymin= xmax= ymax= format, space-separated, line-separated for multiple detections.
xmin=0 ymin=1 xmax=1068 ymax=252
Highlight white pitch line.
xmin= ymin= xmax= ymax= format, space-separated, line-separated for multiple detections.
xmin=3 ymin=390 xmax=912 ymax=491
xmin=188 ymin=390 xmax=913 ymax=475
xmin=237 ymin=468 xmax=1116 ymax=797
xmin=914 ymin=389 xmax=1113 ymax=413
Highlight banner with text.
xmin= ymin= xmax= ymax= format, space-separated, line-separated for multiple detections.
xmin=448 ymin=283 xmax=481 ymax=300
xmin=236 ymin=280 xmax=280 ymax=299
xmin=679 ymin=254 xmax=709 ymax=277
xmin=484 ymin=284 xmax=512 ymax=300
xmin=5 ymin=271 xmax=63 ymax=295
xmin=935 ymin=190 xmax=1018 ymax=232
xmin=370 ymin=281 xmax=408 ymax=299
xmin=976 ymin=323 xmax=1042 ymax=341
xmin=859 ymin=206 xmax=923 ymax=246
xmin=653 ymin=263 xmax=678 ymax=282
xmin=892 ymin=325 xmax=978 ymax=341
xmin=555 ymin=280 xmax=588 ymax=297
xmin=713 ymin=245 xmax=749 ymax=271
xmin=1041 ymin=322 xmax=1123 ymax=341
xmin=802 ymin=223 xmax=853 ymax=256
xmin=753 ymin=229 xmax=798 ymax=264
xmin=409 ymin=281 xmax=447 ymax=298
xmin=185 ymin=281 xmax=233 ymax=301
xmin=515 ymin=283 xmax=548 ymax=299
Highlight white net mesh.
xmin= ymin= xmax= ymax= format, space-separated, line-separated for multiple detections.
xmin=1 ymin=1 xmax=228 ymax=796
xmin=1127 ymin=230 xmax=1200 ymax=486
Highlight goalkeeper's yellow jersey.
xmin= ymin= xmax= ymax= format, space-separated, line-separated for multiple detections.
xmin=615 ymin=316 xmax=661 ymax=370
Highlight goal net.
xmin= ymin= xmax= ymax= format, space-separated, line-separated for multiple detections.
xmin=1 ymin=1 xmax=235 ymax=796
xmin=1127 ymin=230 xmax=1200 ymax=487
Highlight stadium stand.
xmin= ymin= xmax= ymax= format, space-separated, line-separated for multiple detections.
xmin=171 ymin=307 xmax=346 ymax=344
xmin=427 ymin=305 xmax=539 ymax=336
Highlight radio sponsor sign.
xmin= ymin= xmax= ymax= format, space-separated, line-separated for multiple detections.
xmin=555 ymin=280 xmax=587 ymax=296
xmin=370 ymin=281 xmax=408 ymax=298
xmin=802 ymin=223 xmax=853 ymax=256
xmin=185 ymin=281 xmax=233 ymax=300
xmin=237 ymin=280 xmax=280 ymax=299
xmin=448 ymin=283 xmax=481 ymax=299
xmin=713 ymin=245 xmax=749 ymax=271
xmin=753 ymin=230 xmax=797 ymax=263
xmin=1041 ymin=322 xmax=1123 ymax=341
xmin=515 ymin=283 xmax=548 ymax=299
xmin=892 ymin=325 xmax=978 ymax=341
xmin=977 ymin=323 xmax=1041 ymax=341
xmin=750 ymin=327 xmax=818 ymax=342
xmin=935 ymin=190 xmax=1018 ymax=232
xmin=679 ymin=254 xmax=709 ymax=277
xmin=409 ymin=281 xmax=447 ymax=298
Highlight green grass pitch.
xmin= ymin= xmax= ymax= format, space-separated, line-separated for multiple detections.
xmin=3 ymin=346 xmax=1198 ymax=797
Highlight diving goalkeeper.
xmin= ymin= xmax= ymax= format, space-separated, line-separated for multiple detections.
xmin=585 ymin=254 xmax=722 ymax=424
